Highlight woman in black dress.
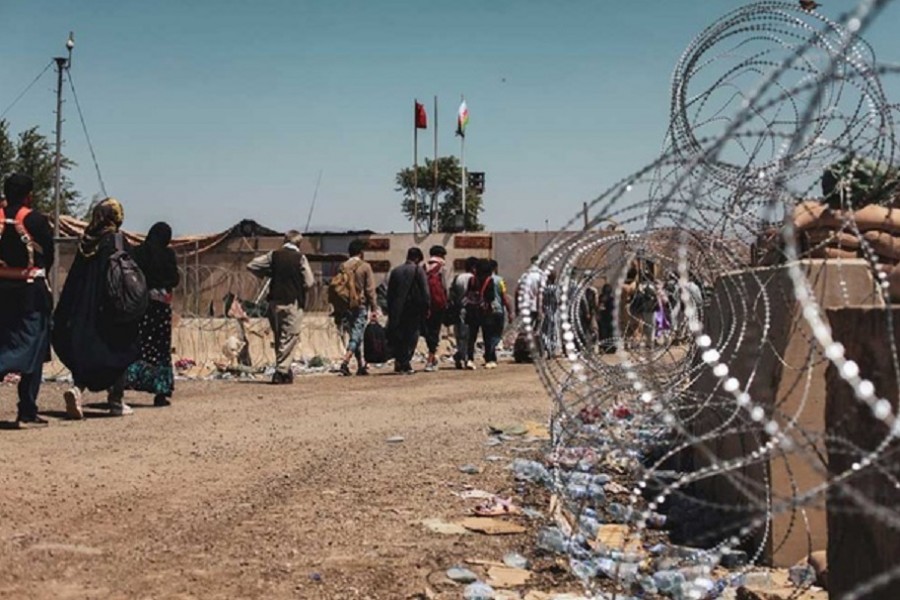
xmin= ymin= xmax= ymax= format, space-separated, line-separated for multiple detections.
xmin=125 ymin=222 xmax=180 ymax=406
xmin=53 ymin=198 xmax=140 ymax=418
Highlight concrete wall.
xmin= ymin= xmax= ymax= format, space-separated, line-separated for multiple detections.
xmin=53 ymin=230 xmax=567 ymax=317
xmin=826 ymin=306 xmax=900 ymax=600
xmin=684 ymin=259 xmax=881 ymax=566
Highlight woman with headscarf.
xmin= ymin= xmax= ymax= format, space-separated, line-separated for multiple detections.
xmin=124 ymin=222 xmax=180 ymax=406
xmin=53 ymin=198 xmax=141 ymax=419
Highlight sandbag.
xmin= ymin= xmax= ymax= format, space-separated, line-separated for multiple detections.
xmin=806 ymin=247 xmax=858 ymax=260
xmin=863 ymin=230 xmax=900 ymax=261
xmin=801 ymin=229 xmax=861 ymax=250
xmin=889 ymin=263 xmax=900 ymax=303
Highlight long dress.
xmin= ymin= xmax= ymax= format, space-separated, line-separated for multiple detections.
xmin=124 ymin=294 xmax=175 ymax=397
xmin=124 ymin=234 xmax=179 ymax=398
xmin=52 ymin=234 xmax=140 ymax=391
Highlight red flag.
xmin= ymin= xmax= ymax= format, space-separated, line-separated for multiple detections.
xmin=415 ymin=101 xmax=428 ymax=129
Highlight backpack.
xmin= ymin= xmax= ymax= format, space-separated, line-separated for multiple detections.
xmin=0 ymin=206 xmax=43 ymax=283
xmin=105 ymin=232 xmax=149 ymax=323
xmin=464 ymin=276 xmax=497 ymax=318
xmin=328 ymin=258 xmax=363 ymax=316
xmin=426 ymin=261 xmax=448 ymax=313
xmin=364 ymin=321 xmax=390 ymax=364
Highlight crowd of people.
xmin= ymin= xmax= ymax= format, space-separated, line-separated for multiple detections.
xmin=0 ymin=174 xmax=180 ymax=427
xmin=327 ymin=244 xmax=515 ymax=379
xmin=6 ymin=170 xmax=687 ymax=424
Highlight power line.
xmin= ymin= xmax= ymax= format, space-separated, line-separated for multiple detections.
xmin=66 ymin=69 xmax=107 ymax=197
xmin=0 ymin=60 xmax=54 ymax=120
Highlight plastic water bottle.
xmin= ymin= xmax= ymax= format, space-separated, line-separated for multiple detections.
xmin=463 ymin=582 xmax=495 ymax=600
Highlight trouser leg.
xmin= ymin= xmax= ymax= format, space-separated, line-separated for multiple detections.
xmin=467 ymin=317 xmax=482 ymax=362
xmin=484 ymin=317 xmax=502 ymax=363
xmin=107 ymin=374 xmax=126 ymax=406
xmin=400 ymin=320 xmax=419 ymax=368
xmin=16 ymin=369 xmax=41 ymax=420
xmin=454 ymin=316 xmax=469 ymax=362
xmin=424 ymin=314 xmax=442 ymax=355
xmin=274 ymin=304 xmax=302 ymax=375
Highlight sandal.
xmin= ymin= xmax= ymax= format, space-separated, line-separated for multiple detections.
xmin=473 ymin=496 xmax=521 ymax=517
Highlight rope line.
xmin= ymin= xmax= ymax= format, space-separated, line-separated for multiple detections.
xmin=0 ymin=60 xmax=54 ymax=120
xmin=66 ymin=69 xmax=108 ymax=197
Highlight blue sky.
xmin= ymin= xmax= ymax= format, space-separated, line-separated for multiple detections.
xmin=1 ymin=1 xmax=899 ymax=235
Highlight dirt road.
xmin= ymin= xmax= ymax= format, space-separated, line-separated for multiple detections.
xmin=0 ymin=363 xmax=553 ymax=599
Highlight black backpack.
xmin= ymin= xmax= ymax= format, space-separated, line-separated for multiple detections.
xmin=106 ymin=233 xmax=149 ymax=323
xmin=364 ymin=321 xmax=390 ymax=364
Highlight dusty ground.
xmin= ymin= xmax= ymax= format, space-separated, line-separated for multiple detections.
xmin=0 ymin=362 xmax=562 ymax=600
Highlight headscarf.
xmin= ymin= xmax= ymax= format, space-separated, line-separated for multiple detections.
xmin=79 ymin=197 xmax=124 ymax=257
xmin=133 ymin=221 xmax=180 ymax=290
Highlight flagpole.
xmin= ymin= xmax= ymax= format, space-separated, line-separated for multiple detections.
xmin=460 ymin=117 xmax=466 ymax=233
xmin=432 ymin=95 xmax=438 ymax=233
xmin=413 ymin=99 xmax=419 ymax=235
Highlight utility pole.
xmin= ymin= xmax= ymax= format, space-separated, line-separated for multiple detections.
xmin=52 ymin=32 xmax=74 ymax=302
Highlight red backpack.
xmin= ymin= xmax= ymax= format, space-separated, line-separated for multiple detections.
xmin=426 ymin=261 xmax=448 ymax=313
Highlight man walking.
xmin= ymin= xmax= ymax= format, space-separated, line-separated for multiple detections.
xmin=247 ymin=230 xmax=314 ymax=384
xmin=422 ymin=245 xmax=448 ymax=372
xmin=386 ymin=247 xmax=429 ymax=374
xmin=336 ymin=239 xmax=378 ymax=376
xmin=449 ymin=256 xmax=477 ymax=369
xmin=0 ymin=174 xmax=55 ymax=427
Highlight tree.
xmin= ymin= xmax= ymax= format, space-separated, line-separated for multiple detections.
xmin=396 ymin=155 xmax=484 ymax=232
xmin=0 ymin=121 xmax=15 ymax=188
xmin=0 ymin=120 xmax=80 ymax=216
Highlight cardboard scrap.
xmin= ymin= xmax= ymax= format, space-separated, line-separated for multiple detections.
xmin=486 ymin=566 xmax=531 ymax=587
xmin=458 ymin=517 xmax=527 ymax=535
xmin=524 ymin=421 xmax=550 ymax=439
xmin=420 ymin=518 xmax=468 ymax=535
xmin=488 ymin=423 xmax=528 ymax=436
xmin=592 ymin=524 xmax=642 ymax=553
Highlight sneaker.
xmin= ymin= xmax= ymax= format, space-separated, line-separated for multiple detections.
xmin=356 ymin=365 xmax=370 ymax=376
xmin=109 ymin=402 xmax=134 ymax=417
xmin=485 ymin=361 xmax=498 ymax=370
xmin=64 ymin=388 xmax=83 ymax=420
xmin=454 ymin=358 xmax=464 ymax=370
xmin=465 ymin=360 xmax=477 ymax=371
xmin=153 ymin=395 xmax=171 ymax=407
xmin=339 ymin=362 xmax=352 ymax=377
xmin=15 ymin=415 xmax=49 ymax=429
xmin=424 ymin=361 xmax=438 ymax=373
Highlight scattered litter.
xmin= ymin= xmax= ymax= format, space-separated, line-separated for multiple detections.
xmin=459 ymin=464 xmax=483 ymax=475
xmin=446 ymin=566 xmax=479 ymax=584
xmin=524 ymin=421 xmax=550 ymax=439
xmin=459 ymin=517 xmax=527 ymax=536
xmin=489 ymin=423 xmax=528 ymax=436
xmin=456 ymin=489 xmax=496 ymax=500
xmin=503 ymin=552 xmax=530 ymax=570
xmin=485 ymin=455 xmax=504 ymax=462
xmin=604 ymin=481 xmax=629 ymax=495
xmin=309 ymin=572 xmax=322 ymax=582
xmin=487 ymin=565 xmax=531 ymax=588
xmin=386 ymin=436 xmax=405 ymax=444
xmin=473 ymin=497 xmax=522 ymax=517
xmin=420 ymin=518 xmax=468 ymax=535
xmin=463 ymin=582 xmax=496 ymax=600
xmin=593 ymin=524 xmax=643 ymax=554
